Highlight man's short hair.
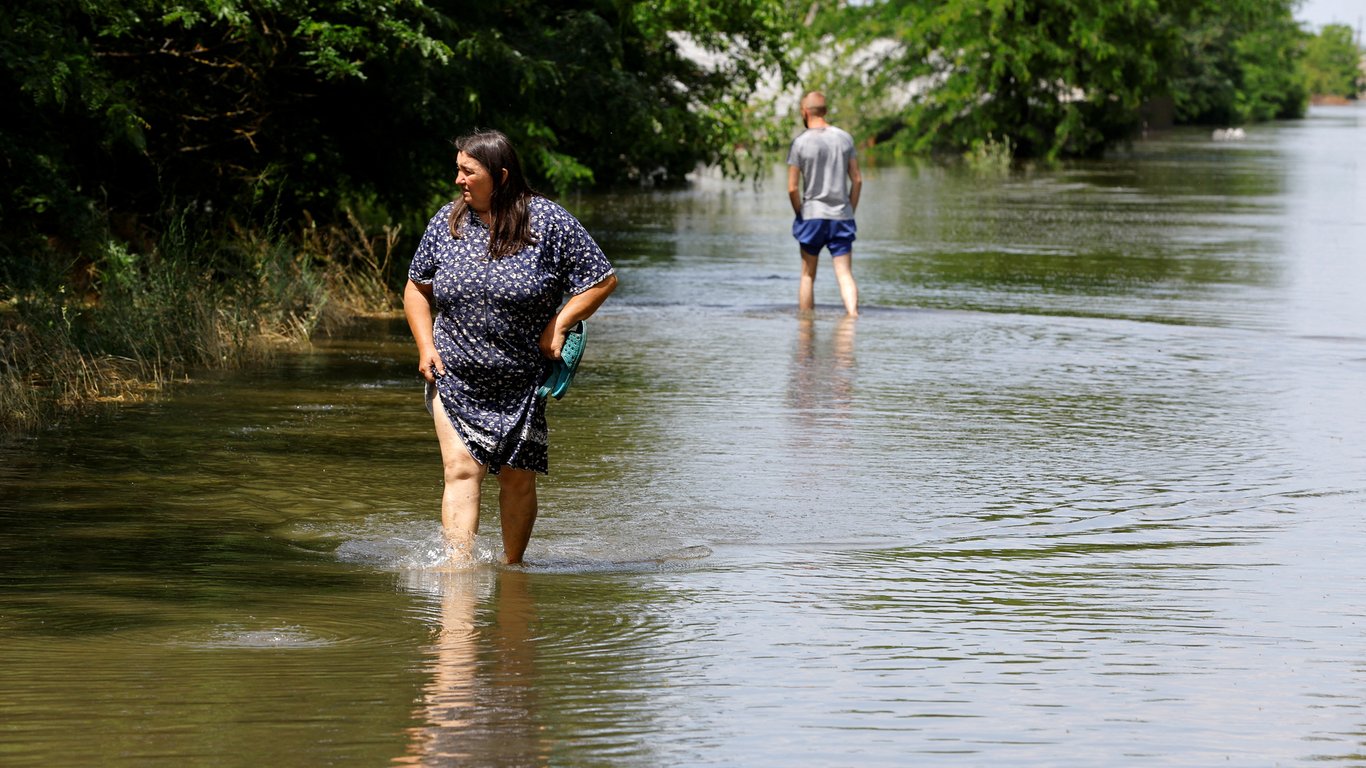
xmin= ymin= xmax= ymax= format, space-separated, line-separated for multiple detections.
xmin=802 ymin=91 xmax=828 ymax=117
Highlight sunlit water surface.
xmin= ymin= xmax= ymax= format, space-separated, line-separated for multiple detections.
xmin=3 ymin=107 xmax=1365 ymax=766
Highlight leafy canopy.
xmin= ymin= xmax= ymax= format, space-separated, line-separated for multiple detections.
xmin=0 ymin=0 xmax=791 ymax=273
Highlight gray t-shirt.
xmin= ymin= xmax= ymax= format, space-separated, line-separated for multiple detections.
xmin=786 ymin=126 xmax=856 ymax=220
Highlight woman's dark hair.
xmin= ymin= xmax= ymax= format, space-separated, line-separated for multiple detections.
xmin=447 ymin=129 xmax=539 ymax=259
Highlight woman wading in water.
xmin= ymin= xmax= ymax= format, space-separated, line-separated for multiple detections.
xmin=404 ymin=130 xmax=617 ymax=565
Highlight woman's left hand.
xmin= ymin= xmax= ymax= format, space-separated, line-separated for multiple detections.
xmin=540 ymin=273 xmax=618 ymax=360
xmin=539 ymin=319 xmax=568 ymax=360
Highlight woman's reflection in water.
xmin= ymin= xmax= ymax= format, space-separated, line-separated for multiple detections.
xmin=395 ymin=568 xmax=545 ymax=767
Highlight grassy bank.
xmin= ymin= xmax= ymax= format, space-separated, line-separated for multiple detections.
xmin=0 ymin=212 xmax=399 ymax=434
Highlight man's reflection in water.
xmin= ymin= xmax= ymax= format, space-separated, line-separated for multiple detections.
xmin=788 ymin=314 xmax=858 ymax=420
xmin=395 ymin=569 xmax=544 ymax=767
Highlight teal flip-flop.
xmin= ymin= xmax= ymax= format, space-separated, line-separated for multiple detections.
xmin=537 ymin=321 xmax=586 ymax=400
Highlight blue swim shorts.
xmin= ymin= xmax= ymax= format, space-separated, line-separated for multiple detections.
xmin=792 ymin=217 xmax=857 ymax=257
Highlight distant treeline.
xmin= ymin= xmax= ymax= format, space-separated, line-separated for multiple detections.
xmin=0 ymin=1 xmax=1360 ymax=431
xmin=792 ymin=0 xmax=1362 ymax=160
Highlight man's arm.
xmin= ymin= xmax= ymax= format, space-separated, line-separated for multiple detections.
xmin=787 ymin=164 xmax=803 ymax=216
xmin=847 ymin=155 xmax=863 ymax=213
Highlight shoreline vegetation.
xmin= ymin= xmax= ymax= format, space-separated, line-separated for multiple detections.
xmin=0 ymin=211 xmax=398 ymax=433
xmin=2 ymin=2 xmax=1361 ymax=434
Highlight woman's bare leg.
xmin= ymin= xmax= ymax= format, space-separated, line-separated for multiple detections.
xmin=496 ymin=468 xmax=538 ymax=565
xmin=433 ymin=395 xmax=486 ymax=560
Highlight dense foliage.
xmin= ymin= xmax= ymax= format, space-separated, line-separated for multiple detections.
xmin=792 ymin=0 xmax=1312 ymax=160
xmin=1304 ymin=24 xmax=1364 ymax=98
xmin=0 ymin=0 xmax=790 ymax=269
xmin=0 ymin=0 xmax=790 ymax=430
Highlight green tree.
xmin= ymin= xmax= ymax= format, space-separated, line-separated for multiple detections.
xmin=1167 ymin=0 xmax=1308 ymax=124
xmin=1 ymin=0 xmax=464 ymax=268
xmin=0 ymin=0 xmax=791 ymax=279
xmin=0 ymin=0 xmax=794 ymax=428
xmin=1304 ymin=23 xmax=1363 ymax=98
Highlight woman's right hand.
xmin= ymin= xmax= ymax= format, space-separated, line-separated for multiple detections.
xmin=417 ymin=344 xmax=445 ymax=384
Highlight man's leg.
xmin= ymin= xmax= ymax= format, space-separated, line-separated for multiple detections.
xmin=799 ymin=250 xmax=819 ymax=312
xmin=433 ymin=395 xmax=486 ymax=559
xmin=496 ymin=468 xmax=538 ymax=565
xmin=832 ymin=252 xmax=859 ymax=317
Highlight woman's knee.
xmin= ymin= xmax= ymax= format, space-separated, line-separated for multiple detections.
xmin=442 ymin=450 xmax=484 ymax=484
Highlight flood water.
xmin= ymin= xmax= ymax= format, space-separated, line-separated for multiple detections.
xmin=3 ymin=105 xmax=1365 ymax=766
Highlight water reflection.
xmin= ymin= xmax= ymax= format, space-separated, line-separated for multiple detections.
xmin=786 ymin=314 xmax=858 ymax=458
xmin=787 ymin=314 xmax=857 ymax=414
xmin=396 ymin=569 xmax=545 ymax=767
xmin=392 ymin=565 xmax=690 ymax=767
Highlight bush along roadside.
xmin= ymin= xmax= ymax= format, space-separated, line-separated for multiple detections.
xmin=0 ymin=210 xmax=399 ymax=434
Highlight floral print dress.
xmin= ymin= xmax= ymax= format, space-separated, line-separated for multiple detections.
xmin=408 ymin=197 xmax=614 ymax=474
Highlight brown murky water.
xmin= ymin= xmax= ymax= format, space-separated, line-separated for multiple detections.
xmin=2 ymin=106 xmax=1364 ymax=766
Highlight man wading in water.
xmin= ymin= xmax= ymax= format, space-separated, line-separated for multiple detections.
xmin=787 ymin=90 xmax=862 ymax=317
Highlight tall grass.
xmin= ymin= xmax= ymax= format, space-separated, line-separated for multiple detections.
xmin=0 ymin=209 xmax=400 ymax=433
xmin=305 ymin=209 xmax=403 ymax=330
